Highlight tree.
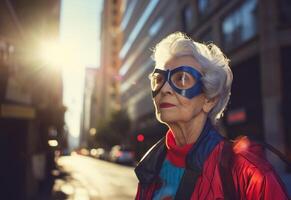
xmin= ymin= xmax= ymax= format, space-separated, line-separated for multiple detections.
xmin=95 ymin=109 xmax=130 ymax=149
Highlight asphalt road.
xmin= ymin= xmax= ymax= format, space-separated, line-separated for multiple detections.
xmin=52 ymin=155 xmax=138 ymax=200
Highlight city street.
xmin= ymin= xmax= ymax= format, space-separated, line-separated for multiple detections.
xmin=1 ymin=1 xmax=291 ymax=199
xmin=51 ymin=155 xmax=138 ymax=200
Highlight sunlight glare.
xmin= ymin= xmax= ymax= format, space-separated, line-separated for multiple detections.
xmin=40 ymin=40 xmax=77 ymax=69
xmin=60 ymin=0 xmax=102 ymax=148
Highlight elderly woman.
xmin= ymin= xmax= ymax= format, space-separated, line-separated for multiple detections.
xmin=134 ymin=32 xmax=288 ymax=200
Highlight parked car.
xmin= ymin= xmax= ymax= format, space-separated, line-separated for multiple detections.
xmin=73 ymin=148 xmax=89 ymax=156
xmin=90 ymin=148 xmax=109 ymax=160
xmin=109 ymin=145 xmax=135 ymax=166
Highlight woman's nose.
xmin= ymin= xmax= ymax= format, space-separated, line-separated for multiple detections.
xmin=160 ymin=81 xmax=174 ymax=95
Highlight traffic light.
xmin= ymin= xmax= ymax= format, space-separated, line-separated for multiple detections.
xmin=137 ymin=134 xmax=144 ymax=142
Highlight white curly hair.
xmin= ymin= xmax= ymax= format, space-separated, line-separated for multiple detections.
xmin=152 ymin=32 xmax=233 ymax=124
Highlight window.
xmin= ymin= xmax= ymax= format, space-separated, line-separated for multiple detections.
xmin=222 ymin=0 xmax=258 ymax=51
xmin=223 ymin=56 xmax=263 ymax=140
xmin=182 ymin=4 xmax=195 ymax=33
xmin=198 ymin=0 xmax=208 ymax=13
xmin=120 ymin=0 xmax=138 ymax=31
xmin=197 ymin=0 xmax=215 ymax=15
xmin=149 ymin=18 xmax=164 ymax=36
xmin=279 ymin=0 xmax=291 ymax=26
xmin=119 ymin=0 xmax=160 ymax=59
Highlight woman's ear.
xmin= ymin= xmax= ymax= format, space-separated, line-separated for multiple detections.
xmin=202 ymin=96 xmax=219 ymax=113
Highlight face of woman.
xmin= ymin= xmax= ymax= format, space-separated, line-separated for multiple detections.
xmin=152 ymin=55 xmax=208 ymax=124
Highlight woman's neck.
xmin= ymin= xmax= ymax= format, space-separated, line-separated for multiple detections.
xmin=168 ymin=114 xmax=208 ymax=146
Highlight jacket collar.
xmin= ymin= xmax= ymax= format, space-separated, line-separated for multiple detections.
xmin=186 ymin=119 xmax=224 ymax=171
xmin=135 ymin=119 xmax=223 ymax=184
xmin=135 ymin=137 xmax=167 ymax=184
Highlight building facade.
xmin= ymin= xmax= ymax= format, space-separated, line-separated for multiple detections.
xmin=99 ymin=0 xmax=123 ymax=121
xmin=80 ymin=67 xmax=98 ymax=148
xmin=118 ymin=0 xmax=192 ymax=154
xmin=0 ymin=0 xmax=64 ymax=199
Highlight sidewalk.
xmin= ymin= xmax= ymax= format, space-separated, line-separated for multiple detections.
xmin=50 ymin=162 xmax=93 ymax=200
xmin=36 ymin=168 xmax=69 ymax=200
xmin=51 ymin=169 xmax=71 ymax=200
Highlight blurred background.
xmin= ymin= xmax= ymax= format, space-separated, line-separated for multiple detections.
xmin=0 ymin=0 xmax=291 ymax=199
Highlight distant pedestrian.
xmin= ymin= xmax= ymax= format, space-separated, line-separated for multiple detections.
xmin=134 ymin=32 xmax=289 ymax=199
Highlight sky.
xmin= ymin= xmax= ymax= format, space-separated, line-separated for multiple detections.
xmin=59 ymin=0 xmax=103 ymax=148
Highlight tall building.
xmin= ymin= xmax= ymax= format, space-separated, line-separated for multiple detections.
xmin=189 ymin=0 xmax=291 ymax=176
xmin=117 ymin=0 xmax=291 ymax=179
xmin=118 ymin=0 xmax=190 ymax=152
xmin=99 ymin=0 xmax=123 ymax=121
xmin=80 ymin=67 xmax=98 ymax=148
xmin=0 ymin=0 xmax=64 ymax=199
xmin=98 ymin=0 xmax=291 ymax=184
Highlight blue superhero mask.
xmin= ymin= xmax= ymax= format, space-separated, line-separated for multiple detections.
xmin=149 ymin=66 xmax=203 ymax=99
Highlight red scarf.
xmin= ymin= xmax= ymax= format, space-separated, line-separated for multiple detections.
xmin=165 ymin=129 xmax=194 ymax=168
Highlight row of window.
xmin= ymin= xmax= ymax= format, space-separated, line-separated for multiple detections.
xmin=119 ymin=0 xmax=160 ymax=60
xmin=278 ymin=0 xmax=291 ymax=27
xmin=197 ymin=0 xmax=291 ymax=25
xmin=222 ymin=0 xmax=258 ymax=51
xmin=183 ymin=0 xmax=290 ymax=51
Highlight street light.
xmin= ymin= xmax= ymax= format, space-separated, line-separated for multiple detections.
xmin=48 ymin=139 xmax=58 ymax=147
xmin=137 ymin=134 xmax=144 ymax=142
xmin=89 ymin=128 xmax=97 ymax=136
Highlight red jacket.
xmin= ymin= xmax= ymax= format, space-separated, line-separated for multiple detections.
xmin=135 ymin=123 xmax=289 ymax=200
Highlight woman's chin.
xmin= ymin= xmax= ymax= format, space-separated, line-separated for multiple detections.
xmin=157 ymin=114 xmax=178 ymax=124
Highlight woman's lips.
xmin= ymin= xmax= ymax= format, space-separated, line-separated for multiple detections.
xmin=159 ymin=102 xmax=176 ymax=108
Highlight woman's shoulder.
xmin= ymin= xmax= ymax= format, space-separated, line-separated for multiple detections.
xmin=201 ymin=136 xmax=275 ymax=177
xmin=230 ymin=137 xmax=289 ymax=199
xmin=231 ymin=137 xmax=274 ymax=175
